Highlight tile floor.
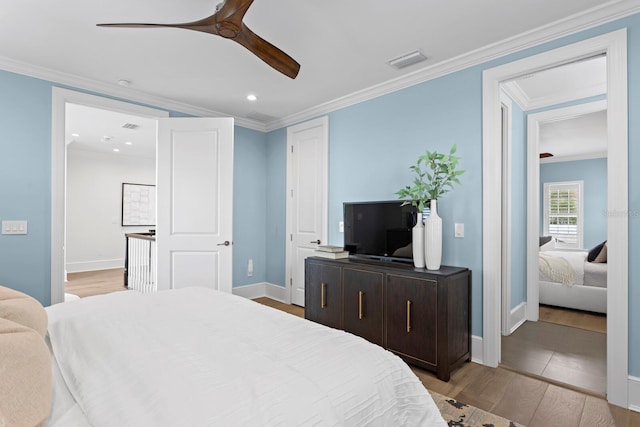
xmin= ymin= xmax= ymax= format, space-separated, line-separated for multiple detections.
xmin=501 ymin=320 xmax=606 ymax=395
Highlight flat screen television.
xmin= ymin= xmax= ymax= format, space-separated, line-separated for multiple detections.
xmin=343 ymin=200 xmax=417 ymax=262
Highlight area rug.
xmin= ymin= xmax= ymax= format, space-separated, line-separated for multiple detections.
xmin=430 ymin=391 xmax=524 ymax=427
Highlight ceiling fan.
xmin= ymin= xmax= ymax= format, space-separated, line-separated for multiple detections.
xmin=98 ymin=0 xmax=300 ymax=79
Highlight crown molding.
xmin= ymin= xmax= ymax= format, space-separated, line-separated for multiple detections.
xmin=0 ymin=55 xmax=267 ymax=132
xmin=265 ymin=0 xmax=640 ymax=131
xmin=501 ymin=79 xmax=606 ymax=111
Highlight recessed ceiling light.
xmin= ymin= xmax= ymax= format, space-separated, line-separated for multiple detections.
xmin=113 ymin=148 xmax=120 ymax=152
xmin=118 ymin=79 xmax=131 ymax=87
xmin=71 ymin=133 xmax=80 ymax=137
xmin=247 ymin=94 xmax=257 ymax=101
xmin=125 ymin=141 xmax=133 ymax=145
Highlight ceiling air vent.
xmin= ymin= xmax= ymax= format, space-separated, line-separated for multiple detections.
xmin=387 ymin=50 xmax=427 ymax=70
xmin=122 ymin=123 xmax=139 ymax=130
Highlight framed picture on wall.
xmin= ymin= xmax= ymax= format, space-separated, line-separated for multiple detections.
xmin=121 ymin=183 xmax=156 ymax=226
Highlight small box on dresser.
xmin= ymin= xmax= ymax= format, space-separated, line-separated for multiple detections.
xmin=304 ymin=257 xmax=471 ymax=382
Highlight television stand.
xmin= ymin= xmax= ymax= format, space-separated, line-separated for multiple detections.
xmin=304 ymin=256 xmax=471 ymax=381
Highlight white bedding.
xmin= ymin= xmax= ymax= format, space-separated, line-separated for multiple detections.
xmin=45 ymin=288 xmax=445 ymax=427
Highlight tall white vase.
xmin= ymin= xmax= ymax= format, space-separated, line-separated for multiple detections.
xmin=424 ymin=199 xmax=442 ymax=270
xmin=412 ymin=212 xmax=425 ymax=268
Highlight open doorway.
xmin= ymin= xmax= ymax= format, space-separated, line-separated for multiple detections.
xmin=64 ymin=103 xmax=158 ymax=299
xmin=499 ymin=57 xmax=608 ymax=392
xmin=51 ymin=88 xmax=169 ymax=305
xmin=482 ymin=29 xmax=628 ymax=407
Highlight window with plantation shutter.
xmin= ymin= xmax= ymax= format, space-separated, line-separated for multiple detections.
xmin=543 ymin=181 xmax=584 ymax=249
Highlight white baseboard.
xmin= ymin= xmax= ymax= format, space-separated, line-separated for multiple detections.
xmin=509 ymin=302 xmax=527 ymax=334
xmin=233 ymin=282 xmax=288 ymax=303
xmin=66 ymin=259 xmax=123 ymax=273
xmin=471 ymin=335 xmax=483 ymax=364
xmin=629 ymin=375 xmax=640 ymax=412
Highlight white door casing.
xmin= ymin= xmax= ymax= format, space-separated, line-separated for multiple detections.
xmin=156 ymin=117 xmax=234 ymax=293
xmin=482 ymin=29 xmax=628 ymax=407
xmin=51 ymin=88 xmax=169 ymax=305
xmin=286 ymin=116 xmax=329 ymax=306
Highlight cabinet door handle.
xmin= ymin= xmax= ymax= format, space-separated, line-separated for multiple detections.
xmin=321 ymin=283 xmax=326 ymax=308
xmin=358 ymin=291 xmax=364 ymax=320
xmin=406 ymin=300 xmax=412 ymax=333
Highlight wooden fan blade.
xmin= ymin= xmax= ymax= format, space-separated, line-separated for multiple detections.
xmin=98 ymin=21 xmax=219 ymax=35
xmin=215 ymin=0 xmax=255 ymax=28
xmin=233 ymin=24 xmax=300 ymax=79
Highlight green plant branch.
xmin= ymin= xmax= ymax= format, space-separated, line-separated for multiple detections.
xmin=396 ymin=144 xmax=464 ymax=211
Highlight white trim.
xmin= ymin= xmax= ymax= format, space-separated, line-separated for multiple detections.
xmin=66 ymin=259 xmax=123 ymax=274
xmin=232 ymin=283 xmax=290 ymax=304
xmin=51 ymin=88 xmax=169 ymax=305
xmin=471 ymin=335 xmax=484 ymax=365
xmin=540 ymin=150 xmax=608 ymax=163
xmin=501 ymin=79 xmax=606 ymax=111
xmin=500 ymin=93 xmax=513 ymax=336
xmin=509 ymin=303 xmax=527 ymax=334
xmin=483 ymin=29 xmax=628 ymax=408
xmin=285 ymin=116 xmax=329 ymax=305
xmin=629 ymin=376 xmax=640 ymax=413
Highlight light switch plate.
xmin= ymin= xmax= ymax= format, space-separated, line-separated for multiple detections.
xmin=2 ymin=220 xmax=28 ymax=235
xmin=454 ymin=223 xmax=464 ymax=238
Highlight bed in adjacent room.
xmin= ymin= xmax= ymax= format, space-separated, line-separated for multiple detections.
xmin=0 ymin=285 xmax=447 ymax=426
xmin=538 ymin=238 xmax=607 ymax=313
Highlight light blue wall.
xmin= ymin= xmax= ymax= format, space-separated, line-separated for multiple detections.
xmin=232 ymin=126 xmax=268 ymax=287
xmin=540 ymin=158 xmax=607 ymax=250
xmin=0 ymin=71 xmax=53 ymax=305
xmin=510 ymin=101 xmax=527 ymax=309
xmin=266 ymin=14 xmax=640 ymax=376
xmin=265 ymin=129 xmax=287 ymax=287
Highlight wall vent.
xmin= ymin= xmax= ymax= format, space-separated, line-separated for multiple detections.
xmin=387 ymin=50 xmax=427 ymax=70
xmin=122 ymin=123 xmax=139 ymax=130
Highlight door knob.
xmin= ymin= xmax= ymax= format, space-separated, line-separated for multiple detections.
xmin=217 ymin=241 xmax=230 ymax=246
xmin=310 ymin=239 xmax=321 ymax=244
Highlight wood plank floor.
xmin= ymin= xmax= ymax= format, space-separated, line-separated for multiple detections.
xmin=65 ymin=268 xmax=127 ymax=298
xmin=539 ymin=304 xmax=606 ymax=334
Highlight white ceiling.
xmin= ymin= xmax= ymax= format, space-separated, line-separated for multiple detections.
xmin=503 ymin=56 xmax=608 ymax=161
xmin=66 ymin=104 xmax=157 ymax=159
xmin=2 ymin=0 xmax=638 ymax=132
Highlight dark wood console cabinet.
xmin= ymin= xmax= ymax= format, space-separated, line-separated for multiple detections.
xmin=304 ymin=257 xmax=471 ymax=381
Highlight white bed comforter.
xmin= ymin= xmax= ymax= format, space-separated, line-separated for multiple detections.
xmin=46 ymin=288 xmax=445 ymax=427
xmin=539 ymin=250 xmax=587 ymax=286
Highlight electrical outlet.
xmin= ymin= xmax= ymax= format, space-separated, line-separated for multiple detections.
xmin=247 ymin=259 xmax=254 ymax=277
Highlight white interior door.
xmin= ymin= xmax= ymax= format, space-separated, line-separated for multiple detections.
xmin=287 ymin=117 xmax=328 ymax=306
xmin=156 ymin=117 xmax=234 ymax=292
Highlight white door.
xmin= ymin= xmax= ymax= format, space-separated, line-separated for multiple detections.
xmin=156 ymin=117 xmax=234 ymax=292
xmin=286 ymin=117 xmax=328 ymax=306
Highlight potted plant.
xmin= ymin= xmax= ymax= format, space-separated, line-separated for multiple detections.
xmin=396 ymin=145 xmax=464 ymax=270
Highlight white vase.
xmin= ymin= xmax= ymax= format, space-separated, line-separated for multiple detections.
xmin=424 ymin=199 xmax=442 ymax=270
xmin=412 ymin=212 xmax=425 ymax=268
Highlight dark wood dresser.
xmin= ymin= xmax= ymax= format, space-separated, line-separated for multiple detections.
xmin=304 ymin=257 xmax=471 ymax=381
